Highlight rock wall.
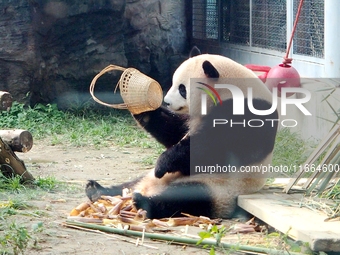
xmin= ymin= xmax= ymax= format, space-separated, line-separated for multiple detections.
xmin=0 ymin=0 xmax=187 ymax=108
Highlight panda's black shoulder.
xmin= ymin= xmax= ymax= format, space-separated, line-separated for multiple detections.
xmin=191 ymin=98 xmax=278 ymax=167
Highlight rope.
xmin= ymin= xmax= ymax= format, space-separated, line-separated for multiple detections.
xmin=283 ymin=0 xmax=304 ymax=66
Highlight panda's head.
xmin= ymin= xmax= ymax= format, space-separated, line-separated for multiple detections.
xmin=164 ymin=49 xmax=221 ymax=114
xmin=164 ymin=48 xmax=268 ymax=116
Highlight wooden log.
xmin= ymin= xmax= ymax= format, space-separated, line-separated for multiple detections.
xmin=0 ymin=137 xmax=34 ymax=182
xmin=0 ymin=130 xmax=33 ymax=153
xmin=0 ymin=91 xmax=13 ymax=111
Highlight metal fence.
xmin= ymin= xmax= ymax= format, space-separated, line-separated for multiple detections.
xmin=251 ymin=0 xmax=286 ymax=52
xmin=191 ymin=0 xmax=324 ymax=58
xmin=222 ymin=0 xmax=250 ymax=45
xmin=192 ymin=0 xmax=206 ymax=40
xmin=192 ymin=0 xmax=219 ymax=40
xmin=293 ymin=0 xmax=324 ymax=58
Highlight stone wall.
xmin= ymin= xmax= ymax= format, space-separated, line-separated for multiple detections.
xmin=0 ymin=0 xmax=187 ymax=108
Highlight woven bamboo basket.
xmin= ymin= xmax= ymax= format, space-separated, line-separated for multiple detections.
xmin=89 ymin=65 xmax=163 ymax=114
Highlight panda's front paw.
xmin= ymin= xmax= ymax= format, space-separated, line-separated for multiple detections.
xmin=155 ymin=147 xmax=190 ymax=178
xmin=132 ymin=192 xmax=151 ymax=215
xmin=154 ymin=165 xmax=166 ymax=178
xmin=85 ymin=180 xmax=106 ymax=202
xmin=154 ymin=153 xmax=170 ymax=178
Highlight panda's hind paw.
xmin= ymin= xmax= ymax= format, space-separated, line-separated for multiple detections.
xmin=85 ymin=180 xmax=106 ymax=202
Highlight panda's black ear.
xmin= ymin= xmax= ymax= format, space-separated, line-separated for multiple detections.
xmin=189 ymin=46 xmax=201 ymax=58
xmin=202 ymin=60 xmax=220 ymax=78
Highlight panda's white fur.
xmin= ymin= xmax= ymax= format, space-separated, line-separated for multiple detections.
xmin=165 ymin=54 xmax=273 ymax=116
xmin=159 ymin=53 xmax=274 ymax=216
xmin=86 ymin=50 xmax=278 ymax=219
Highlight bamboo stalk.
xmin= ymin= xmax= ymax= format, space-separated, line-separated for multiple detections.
xmin=65 ymin=220 xmax=307 ymax=255
xmin=67 ymin=217 xmax=103 ymax=224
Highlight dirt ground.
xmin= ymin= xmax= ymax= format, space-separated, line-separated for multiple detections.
xmin=6 ymin=141 xmax=278 ymax=255
xmin=15 ymin=141 xmax=226 ymax=255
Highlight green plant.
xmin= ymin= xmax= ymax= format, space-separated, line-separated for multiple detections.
xmin=0 ymin=206 xmax=18 ymax=221
xmin=0 ymin=173 xmax=26 ymax=193
xmin=265 ymin=229 xmax=312 ymax=254
xmin=34 ymin=176 xmax=60 ymax=191
xmin=0 ymin=199 xmax=32 ymax=222
xmin=0 ymin=220 xmax=46 ymax=255
xmin=197 ymin=224 xmax=228 ymax=255
xmin=321 ymin=180 xmax=340 ymax=200
xmin=0 ymin=222 xmax=31 ymax=255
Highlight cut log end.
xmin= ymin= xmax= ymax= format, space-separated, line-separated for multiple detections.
xmin=0 ymin=130 xmax=33 ymax=153
xmin=0 ymin=91 xmax=13 ymax=111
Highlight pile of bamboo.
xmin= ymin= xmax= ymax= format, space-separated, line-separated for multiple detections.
xmin=68 ymin=193 xmax=221 ymax=232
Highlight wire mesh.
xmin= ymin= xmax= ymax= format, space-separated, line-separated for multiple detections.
xmin=206 ymin=0 xmax=219 ymax=39
xmin=192 ymin=0 xmax=219 ymax=40
xmin=221 ymin=0 xmax=250 ymax=45
xmin=293 ymin=0 xmax=324 ymax=58
xmin=191 ymin=0 xmax=324 ymax=59
xmin=192 ymin=0 xmax=206 ymax=39
xmin=252 ymin=0 xmax=286 ymax=51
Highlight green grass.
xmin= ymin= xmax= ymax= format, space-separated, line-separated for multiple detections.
xmin=0 ymin=102 xmax=160 ymax=149
xmin=33 ymin=176 xmax=61 ymax=192
xmin=272 ymin=128 xmax=316 ymax=175
xmin=0 ymin=172 xmax=59 ymax=193
xmin=0 ymin=174 xmax=27 ymax=193
xmin=0 ymin=171 xmax=75 ymax=254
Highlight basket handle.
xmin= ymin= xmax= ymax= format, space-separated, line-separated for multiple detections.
xmin=89 ymin=64 xmax=128 ymax=109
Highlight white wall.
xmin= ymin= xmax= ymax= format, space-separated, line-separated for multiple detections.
xmin=220 ymin=46 xmax=325 ymax=78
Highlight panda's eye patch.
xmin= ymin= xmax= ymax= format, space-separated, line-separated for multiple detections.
xmin=179 ymin=84 xmax=187 ymax=99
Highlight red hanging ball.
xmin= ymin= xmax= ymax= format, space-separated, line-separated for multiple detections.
xmin=265 ymin=64 xmax=300 ymax=97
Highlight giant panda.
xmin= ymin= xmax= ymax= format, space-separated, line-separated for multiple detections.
xmin=85 ymin=47 xmax=278 ymax=219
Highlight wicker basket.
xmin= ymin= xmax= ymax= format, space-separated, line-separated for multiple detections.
xmin=89 ymin=65 xmax=163 ymax=114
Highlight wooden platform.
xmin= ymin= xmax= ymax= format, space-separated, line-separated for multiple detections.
xmin=238 ymin=190 xmax=340 ymax=252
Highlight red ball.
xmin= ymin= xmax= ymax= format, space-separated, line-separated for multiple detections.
xmin=265 ymin=64 xmax=300 ymax=97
